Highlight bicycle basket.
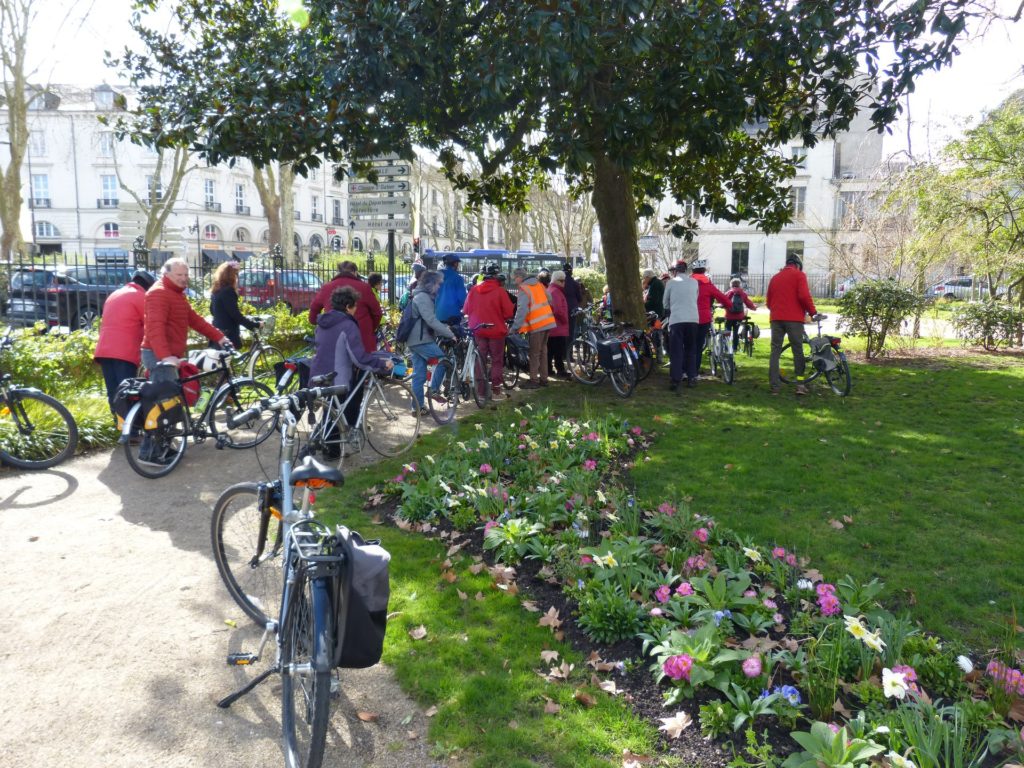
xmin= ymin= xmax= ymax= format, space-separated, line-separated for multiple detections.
xmin=332 ymin=526 xmax=391 ymax=669
xmin=187 ymin=348 xmax=224 ymax=373
xmin=259 ymin=315 xmax=276 ymax=336
xmin=596 ymin=338 xmax=625 ymax=370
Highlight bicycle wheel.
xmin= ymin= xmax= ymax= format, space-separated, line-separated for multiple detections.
xmin=634 ymin=334 xmax=655 ymax=381
xmin=427 ymin=358 xmax=459 ymax=424
xmin=208 ymin=378 xmax=277 ymax=449
xmin=722 ymin=354 xmax=736 ymax=385
xmin=470 ymin=349 xmax=490 ymax=408
xmin=249 ymin=344 xmax=287 ymax=387
xmin=363 ymin=380 xmax=421 ymax=456
xmin=608 ymin=360 xmax=637 ymax=398
xmin=501 ymin=347 xmax=520 ymax=391
xmin=777 ymin=342 xmax=819 ymax=384
xmin=824 ymin=350 xmax=852 ymax=396
xmin=211 ymin=482 xmax=283 ymax=626
xmin=123 ymin=400 xmax=189 ymax=479
xmin=570 ymin=339 xmax=604 ymax=385
xmin=0 ymin=389 xmax=78 ymax=470
xmin=281 ymin=570 xmax=332 ymax=768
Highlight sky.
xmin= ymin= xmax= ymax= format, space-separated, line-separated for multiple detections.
xmin=23 ymin=0 xmax=1024 ymax=160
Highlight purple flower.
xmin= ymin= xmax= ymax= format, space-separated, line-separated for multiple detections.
xmin=663 ymin=654 xmax=693 ymax=681
xmin=742 ymin=656 xmax=762 ymax=678
xmin=675 ymin=582 xmax=694 ymax=596
xmin=654 ymin=585 xmax=671 ymax=603
xmin=479 ymin=463 xmax=493 ymax=475
xmin=583 ymin=459 xmax=597 ymax=471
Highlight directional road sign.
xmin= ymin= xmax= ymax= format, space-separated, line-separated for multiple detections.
xmin=356 ymin=219 xmax=412 ymax=232
xmin=349 ymin=180 xmax=410 ymax=194
xmin=362 ymin=164 xmax=409 ymax=177
xmin=367 ymin=153 xmax=401 ymax=163
xmin=349 ymin=196 xmax=412 ymax=216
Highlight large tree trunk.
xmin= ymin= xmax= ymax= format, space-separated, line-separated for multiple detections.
xmin=279 ymin=162 xmax=297 ymax=263
xmin=253 ymin=164 xmax=282 ymax=250
xmin=591 ymin=152 xmax=644 ymax=327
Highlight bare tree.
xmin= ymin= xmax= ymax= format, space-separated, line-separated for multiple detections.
xmin=114 ymin=145 xmax=193 ymax=247
xmin=0 ymin=0 xmax=35 ymax=259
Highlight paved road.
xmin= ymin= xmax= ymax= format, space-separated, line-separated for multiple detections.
xmin=0 ymin=439 xmax=442 ymax=768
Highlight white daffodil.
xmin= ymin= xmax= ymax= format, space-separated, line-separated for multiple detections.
xmin=886 ymin=752 xmax=916 ymax=768
xmin=742 ymin=547 xmax=762 ymax=563
xmin=438 ymin=479 xmax=452 ymax=494
xmin=863 ymin=631 xmax=886 ymax=653
xmin=478 ymin=439 xmax=489 ymax=449
xmin=844 ymin=615 xmax=868 ymax=640
xmin=424 ymin=454 xmax=435 ymax=464
xmin=475 ymin=423 xmax=483 ymax=431
xmin=956 ymin=655 xmax=973 ymax=674
xmin=797 ymin=578 xmax=814 ymax=590
xmin=882 ymin=668 xmax=909 ymax=700
xmin=597 ymin=553 xmax=618 ymax=568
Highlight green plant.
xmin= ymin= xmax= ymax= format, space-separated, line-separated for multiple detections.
xmin=892 ymin=701 xmax=991 ymax=768
xmin=877 ymin=613 xmax=918 ymax=667
xmin=782 ymin=722 xmax=886 ymax=768
xmin=835 ymin=575 xmax=885 ymax=615
xmin=950 ymin=300 xmax=1024 ymax=350
xmin=483 ymin=517 xmax=545 ymax=564
xmin=719 ymin=683 xmax=781 ymax=733
xmin=575 ymin=583 xmax=647 ymax=644
xmin=685 ymin=571 xmax=758 ymax=614
xmin=800 ymin=623 xmax=844 ymax=721
xmin=643 ymin=621 xmax=748 ymax=704
xmin=699 ymin=699 xmax=738 ymax=739
xmin=837 ymin=279 xmax=929 ymax=358
xmin=728 ymin=728 xmax=783 ymax=768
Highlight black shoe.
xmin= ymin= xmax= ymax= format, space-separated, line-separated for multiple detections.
xmin=687 ymin=379 xmax=697 ymax=388
xmin=669 ymin=382 xmax=679 ymax=392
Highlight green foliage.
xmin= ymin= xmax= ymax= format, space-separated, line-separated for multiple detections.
xmin=573 ymin=267 xmax=606 ymax=306
xmin=575 ymin=583 xmax=647 ymax=645
xmin=837 ymin=280 xmax=928 ymax=359
xmin=482 ymin=517 xmax=544 ymax=565
xmin=891 ymin=701 xmax=991 ymax=768
xmin=800 ymin=624 xmax=844 ymax=721
xmin=720 ymin=684 xmax=781 ymax=733
xmin=782 ymin=722 xmax=885 ymax=768
xmin=699 ymin=699 xmax=738 ymax=740
xmin=1 ymin=328 xmax=101 ymax=397
xmin=728 ymin=728 xmax=783 ymax=768
xmin=950 ymin=301 xmax=1024 ymax=350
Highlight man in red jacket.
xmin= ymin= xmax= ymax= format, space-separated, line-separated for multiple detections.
xmin=309 ymin=261 xmax=383 ymax=351
xmin=689 ymin=259 xmax=730 ymax=381
xmin=766 ymin=254 xmax=817 ymax=395
xmin=94 ymin=270 xmax=156 ymax=411
xmin=463 ymin=262 xmax=515 ymax=401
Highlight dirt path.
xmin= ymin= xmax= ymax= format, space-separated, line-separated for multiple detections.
xmin=0 ymin=439 xmax=445 ymax=768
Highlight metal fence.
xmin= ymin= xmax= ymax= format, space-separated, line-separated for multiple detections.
xmin=709 ymin=272 xmax=833 ymax=298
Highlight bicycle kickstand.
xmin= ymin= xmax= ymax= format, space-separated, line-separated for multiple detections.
xmin=217 ymin=623 xmax=276 ymax=708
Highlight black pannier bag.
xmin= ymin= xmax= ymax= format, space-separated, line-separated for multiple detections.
xmin=596 ymin=338 xmax=625 ymax=370
xmin=506 ymin=334 xmax=530 ymax=370
xmin=138 ymin=379 xmax=184 ymax=431
xmin=332 ymin=526 xmax=391 ymax=669
xmin=112 ymin=377 xmax=146 ymax=430
xmin=273 ymin=357 xmax=312 ymax=391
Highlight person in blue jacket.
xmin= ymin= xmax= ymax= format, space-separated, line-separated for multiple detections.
xmin=433 ymin=253 xmax=468 ymax=324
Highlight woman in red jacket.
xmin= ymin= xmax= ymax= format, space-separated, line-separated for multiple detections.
xmin=462 ymin=262 xmax=514 ymax=401
xmin=94 ymin=271 xmax=155 ymax=411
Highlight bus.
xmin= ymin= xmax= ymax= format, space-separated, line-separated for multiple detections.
xmin=419 ymin=248 xmax=567 ymax=277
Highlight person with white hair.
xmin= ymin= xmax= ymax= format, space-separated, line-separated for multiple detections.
xmin=546 ymin=270 xmax=570 ymax=379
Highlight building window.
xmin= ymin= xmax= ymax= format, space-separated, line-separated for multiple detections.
xmin=332 ymin=198 xmax=342 ymax=223
xmin=98 ymin=132 xmax=115 ymax=158
xmin=310 ymin=167 xmax=319 ymax=182
xmin=235 ymin=227 xmax=249 ymax=242
xmin=730 ymin=242 xmax=750 ymax=274
xmin=330 ymin=235 xmax=342 ymax=250
xmin=791 ymin=146 xmax=808 ymax=170
xmin=146 ymin=175 xmax=163 ymax=203
xmin=681 ymin=199 xmax=698 ymax=219
xmin=35 ymin=221 xmax=60 ymax=238
xmin=786 ymin=241 xmax=805 ymax=261
xmin=432 ymin=189 xmax=438 ymax=206
xmin=235 ymin=184 xmax=245 ymax=208
xmin=94 ymin=87 xmax=114 ymax=109
xmin=204 ymin=224 xmax=219 ymax=240
xmin=353 ymin=237 xmax=363 ymax=251
xmin=837 ymin=191 xmax=864 ymax=229
xmin=29 ymin=130 xmax=46 ymax=157
xmin=103 ymin=222 xmax=119 ymax=238
xmin=30 ymin=174 xmax=50 ymax=205
xmin=100 ymin=175 xmax=118 ymax=205
xmin=204 ymin=179 xmax=215 ymax=206
xmin=311 ymin=195 xmax=320 ymax=216
xmin=789 ymin=186 xmax=806 ymax=220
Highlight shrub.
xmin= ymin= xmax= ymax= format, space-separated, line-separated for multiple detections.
xmin=837 ymin=279 xmax=928 ymax=359
xmin=1 ymin=328 xmax=101 ymax=397
xmin=576 ymin=583 xmax=647 ymax=644
xmin=949 ymin=301 xmax=1024 ymax=349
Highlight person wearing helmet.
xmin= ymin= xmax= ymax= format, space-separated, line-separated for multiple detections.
xmin=689 ymin=258 xmax=731 ymax=381
xmin=663 ymin=260 xmax=700 ymax=392
xmin=94 ymin=270 xmax=156 ymax=412
xmin=463 ymin=261 xmax=515 ymax=402
xmin=766 ymin=253 xmax=817 ymax=395
xmin=434 ymin=253 xmax=469 ymax=324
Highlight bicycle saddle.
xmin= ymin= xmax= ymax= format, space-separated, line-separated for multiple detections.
xmin=309 ymin=371 xmax=338 ymax=387
xmin=292 ymin=454 xmax=345 ymax=487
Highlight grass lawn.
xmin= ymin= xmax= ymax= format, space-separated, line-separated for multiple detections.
xmin=318 ymin=339 xmax=1024 ymax=765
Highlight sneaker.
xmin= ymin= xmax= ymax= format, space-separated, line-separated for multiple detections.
xmin=519 ymin=381 xmax=541 ymax=390
xmin=139 ymin=451 xmax=173 ymax=466
xmin=411 ymin=406 xmax=430 ymax=416
xmin=490 ymin=391 xmax=508 ymax=402
xmin=686 ymin=379 xmax=697 ymax=388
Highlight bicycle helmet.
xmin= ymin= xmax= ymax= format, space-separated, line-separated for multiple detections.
xmin=483 ymin=261 xmax=500 ymax=277
xmin=443 ymin=253 xmax=462 ymax=266
xmin=690 ymin=258 xmax=708 ymax=272
xmin=131 ymin=270 xmax=156 ymax=289
xmin=670 ymin=259 xmax=688 ymax=273
xmin=785 ymin=253 xmax=803 ymax=269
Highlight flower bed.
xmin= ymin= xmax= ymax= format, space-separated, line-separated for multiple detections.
xmin=379 ymin=406 xmax=1024 ymax=766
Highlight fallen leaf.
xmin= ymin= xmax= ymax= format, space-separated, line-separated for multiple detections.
xmin=395 ymin=517 xmax=414 ymax=531
xmin=833 ymin=698 xmax=852 ymax=719
xmin=424 ymin=705 xmax=438 ymax=717
xmin=594 ymin=675 xmax=619 ymax=695
xmin=475 ymin=592 xmax=485 ymax=601
xmin=356 ymin=711 xmax=380 ymax=722
xmin=440 ymin=558 xmax=453 ymax=570
xmin=406 ymin=731 xmax=418 ymax=740
xmin=828 ymin=518 xmax=845 ymax=530
xmin=658 ymin=711 xmax=693 ymax=739
xmin=441 ymin=570 xmax=457 ymax=583
xmin=586 ymin=651 xmax=616 ymax=672
xmin=622 ymin=749 xmax=653 ymax=767
xmin=842 ymin=515 xmax=854 ymax=524
xmin=224 ymin=619 xmax=237 ymax=628
xmin=507 ymin=719 xmax=519 ymax=729
xmin=409 ymin=625 xmax=427 ymax=640
xmin=521 ymin=600 xmax=540 ymax=612
xmin=370 ymin=514 xmax=383 ymax=525
xmin=723 ymin=463 xmax=734 ymax=470
xmin=574 ymin=690 xmax=597 ymax=708
xmin=547 ymin=661 xmax=574 ymax=680
xmin=541 ymin=650 xmax=560 ymax=663
xmin=543 ymin=697 xmax=561 ymax=714
xmin=538 ymin=606 xmax=562 ymax=630
xmin=457 ymin=589 xmax=468 ymax=601
xmin=1008 ymin=697 xmax=1024 ymax=723
xmin=446 ymin=543 xmax=463 ymax=556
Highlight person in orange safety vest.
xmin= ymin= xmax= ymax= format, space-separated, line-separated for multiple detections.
xmin=510 ymin=267 xmax=556 ymax=389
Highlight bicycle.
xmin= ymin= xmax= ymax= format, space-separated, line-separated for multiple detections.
xmin=210 ymin=383 xmax=352 ymax=768
xmin=427 ymin=322 xmax=494 ymax=423
xmin=707 ymin=317 xmax=736 ymax=385
xmin=236 ymin=315 xmax=287 ymax=386
xmin=778 ymin=313 xmax=852 ymax=396
xmin=736 ymin=314 xmax=760 ymax=358
xmin=0 ymin=326 xmax=79 ymax=470
xmin=119 ymin=349 xmax=278 ymax=478
xmin=300 ymin=364 xmax=421 ymax=463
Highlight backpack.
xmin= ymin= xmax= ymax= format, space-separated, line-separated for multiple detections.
xmin=332 ymin=526 xmax=391 ymax=669
xmin=730 ymin=291 xmax=745 ymax=314
xmin=394 ymin=299 xmax=421 ymax=344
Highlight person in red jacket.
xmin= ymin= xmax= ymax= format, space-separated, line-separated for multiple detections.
xmin=142 ymin=258 xmax=228 ymax=385
xmin=765 ymin=254 xmax=817 ymax=395
xmin=723 ymin=278 xmax=758 ymax=351
xmin=689 ymin=259 xmax=731 ymax=375
xmin=308 ymin=261 xmax=383 ymax=351
xmin=94 ymin=270 xmax=155 ymax=411
xmin=462 ymin=262 xmax=515 ymax=401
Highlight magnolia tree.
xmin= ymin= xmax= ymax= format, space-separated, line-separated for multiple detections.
xmin=116 ymin=0 xmax=1005 ymax=325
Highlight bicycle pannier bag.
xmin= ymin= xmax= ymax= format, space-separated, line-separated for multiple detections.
xmin=394 ymin=301 xmax=421 ymax=344
xmin=596 ymin=338 xmax=625 ymax=370
xmin=506 ymin=334 xmax=530 ymax=370
xmin=750 ymin=322 xmax=761 ymax=340
xmin=112 ymin=377 xmax=146 ymax=430
xmin=139 ymin=379 xmax=185 ymax=431
xmin=177 ymin=361 xmax=202 ymax=406
xmin=332 ymin=526 xmax=391 ymax=669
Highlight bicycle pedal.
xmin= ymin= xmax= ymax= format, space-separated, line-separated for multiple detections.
xmin=226 ymin=653 xmax=259 ymax=666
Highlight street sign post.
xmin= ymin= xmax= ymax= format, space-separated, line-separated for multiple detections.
xmin=349 ymin=196 xmax=412 ymax=216
xmin=348 ymin=180 xmax=410 ymax=194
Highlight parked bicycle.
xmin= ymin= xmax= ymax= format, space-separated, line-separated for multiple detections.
xmin=236 ymin=314 xmax=287 ymax=386
xmin=569 ymin=317 xmax=639 ymax=397
xmin=736 ymin=314 xmax=760 ymax=358
xmin=427 ymin=321 xmax=495 ymax=423
xmin=778 ymin=313 xmax=852 ymax=396
xmin=119 ymin=349 xmax=277 ymax=478
xmin=707 ymin=317 xmax=736 ymax=385
xmin=299 ymin=364 xmax=421 ymax=464
xmin=0 ymin=326 xmax=79 ymax=470
xmin=211 ymin=383 xmax=352 ymax=768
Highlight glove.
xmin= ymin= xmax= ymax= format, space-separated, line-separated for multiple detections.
xmin=219 ymin=339 xmax=235 ymax=353
xmin=452 ymin=325 xmax=467 ymax=340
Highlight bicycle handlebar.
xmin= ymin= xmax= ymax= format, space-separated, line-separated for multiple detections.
xmin=226 ymin=383 xmax=351 ymax=429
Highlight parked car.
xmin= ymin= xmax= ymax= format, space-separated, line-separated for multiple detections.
xmin=3 ymin=264 xmax=137 ymax=330
xmin=926 ymin=276 xmax=991 ymax=301
xmin=237 ymin=269 xmax=323 ymax=313
xmin=378 ymin=275 xmax=412 ymax=303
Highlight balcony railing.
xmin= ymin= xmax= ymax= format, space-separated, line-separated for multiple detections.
xmin=332 ymin=216 xmax=343 ymax=225
xmin=29 ymin=198 xmax=51 ymax=209
xmin=311 ymin=213 xmax=324 ymax=222
xmin=235 ymin=205 xmax=250 ymax=215
xmin=97 ymin=198 xmax=119 ymax=208
xmin=294 ymin=211 xmax=301 ymax=220
xmin=205 ymin=201 xmax=222 ymax=212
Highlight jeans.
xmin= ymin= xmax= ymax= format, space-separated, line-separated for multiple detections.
xmin=409 ymin=341 xmax=445 ymax=408
xmin=769 ymin=321 xmax=806 ymax=387
xmin=668 ymin=322 xmax=699 ymax=384
xmin=725 ymin=318 xmax=741 ymax=351
xmin=97 ymin=358 xmax=139 ymax=411
xmin=696 ymin=322 xmax=711 ymax=371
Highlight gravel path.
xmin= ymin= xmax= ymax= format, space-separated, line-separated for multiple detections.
xmin=0 ymin=440 xmax=446 ymax=768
